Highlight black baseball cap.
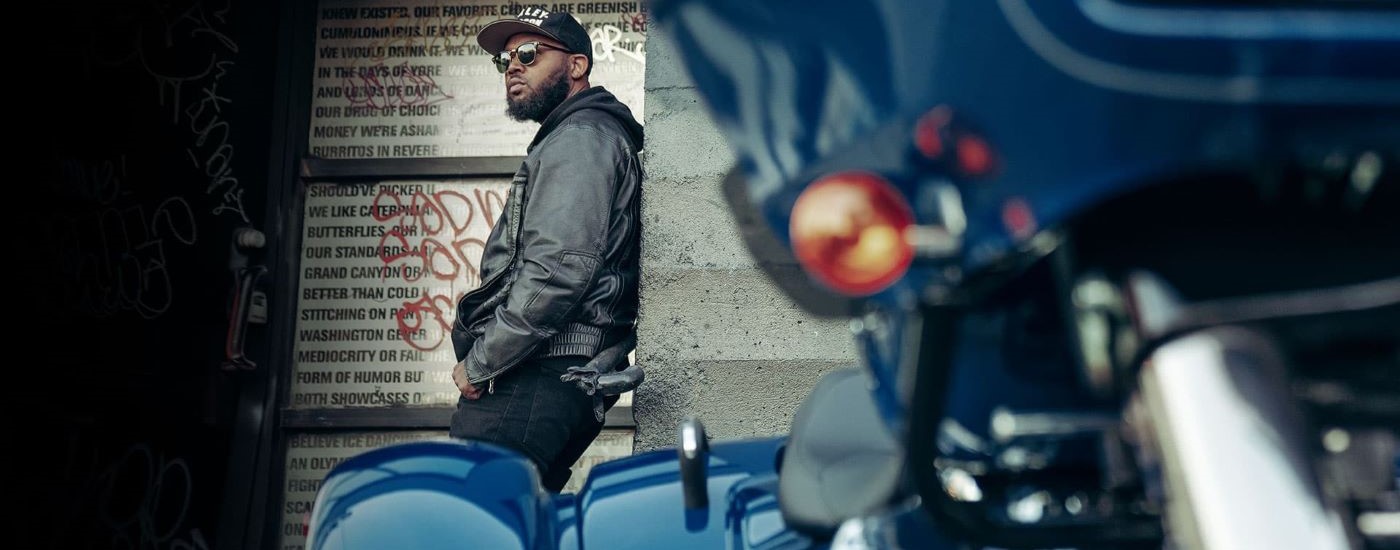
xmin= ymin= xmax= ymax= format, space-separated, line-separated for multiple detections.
xmin=476 ymin=7 xmax=593 ymax=69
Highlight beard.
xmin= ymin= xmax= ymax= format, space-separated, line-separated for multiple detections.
xmin=506 ymin=66 xmax=570 ymax=123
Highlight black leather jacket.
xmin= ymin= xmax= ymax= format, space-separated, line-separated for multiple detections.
xmin=452 ymin=87 xmax=644 ymax=385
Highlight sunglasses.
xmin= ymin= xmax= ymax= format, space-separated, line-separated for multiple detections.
xmin=492 ymin=42 xmax=571 ymax=73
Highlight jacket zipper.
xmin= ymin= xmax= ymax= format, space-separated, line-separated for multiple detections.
xmin=456 ymin=171 xmax=528 ymax=315
xmin=465 ymin=164 xmax=533 ymax=392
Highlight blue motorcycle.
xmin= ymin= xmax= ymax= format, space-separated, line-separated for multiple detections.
xmin=306 ymin=1 xmax=1400 ymax=548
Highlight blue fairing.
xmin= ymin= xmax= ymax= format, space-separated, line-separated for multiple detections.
xmin=308 ymin=440 xmax=551 ymax=550
xmin=577 ymin=437 xmax=805 ymax=549
xmin=651 ymin=0 xmax=1400 ymax=285
xmin=308 ymin=438 xmax=804 ymax=550
xmin=652 ymin=0 xmax=1400 ymax=446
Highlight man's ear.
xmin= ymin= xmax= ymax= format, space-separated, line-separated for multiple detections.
xmin=569 ymin=54 xmax=589 ymax=80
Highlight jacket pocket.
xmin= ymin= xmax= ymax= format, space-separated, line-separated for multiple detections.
xmin=522 ymin=250 xmax=601 ymax=330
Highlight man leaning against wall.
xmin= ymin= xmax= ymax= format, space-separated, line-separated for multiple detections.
xmin=448 ymin=7 xmax=645 ymax=493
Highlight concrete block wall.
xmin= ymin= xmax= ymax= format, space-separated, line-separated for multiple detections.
xmin=633 ymin=28 xmax=858 ymax=451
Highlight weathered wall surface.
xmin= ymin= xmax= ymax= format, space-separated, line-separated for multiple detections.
xmin=634 ymin=28 xmax=857 ymax=451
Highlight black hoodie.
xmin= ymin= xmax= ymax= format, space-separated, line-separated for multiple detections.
xmin=532 ymin=86 xmax=644 ymax=151
xmin=453 ymin=86 xmax=645 ymax=386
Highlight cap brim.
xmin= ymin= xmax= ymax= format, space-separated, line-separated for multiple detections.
xmin=476 ymin=20 xmax=566 ymax=54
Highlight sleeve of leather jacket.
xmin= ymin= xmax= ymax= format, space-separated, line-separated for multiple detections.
xmin=461 ymin=123 xmax=618 ymax=384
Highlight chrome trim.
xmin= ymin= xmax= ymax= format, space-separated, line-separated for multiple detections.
xmin=681 ymin=423 xmax=699 ymax=460
xmin=1138 ymin=328 xmax=1349 ymax=549
xmin=1358 ymin=512 xmax=1400 ymax=538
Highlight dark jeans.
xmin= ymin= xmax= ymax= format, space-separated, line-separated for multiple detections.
xmin=449 ymin=355 xmax=617 ymax=492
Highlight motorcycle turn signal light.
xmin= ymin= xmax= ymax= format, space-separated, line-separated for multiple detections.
xmin=790 ymin=171 xmax=915 ymax=296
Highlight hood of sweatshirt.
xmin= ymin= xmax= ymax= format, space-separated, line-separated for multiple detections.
xmin=530 ymin=86 xmax=644 ymax=151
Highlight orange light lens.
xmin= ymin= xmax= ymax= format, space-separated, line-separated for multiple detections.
xmin=790 ymin=172 xmax=914 ymax=296
xmin=956 ymin=134 xmax=996 ymax=177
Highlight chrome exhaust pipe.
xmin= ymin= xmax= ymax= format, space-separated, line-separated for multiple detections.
xmin=1137 ymin=327 xmax=1351 ymax=550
